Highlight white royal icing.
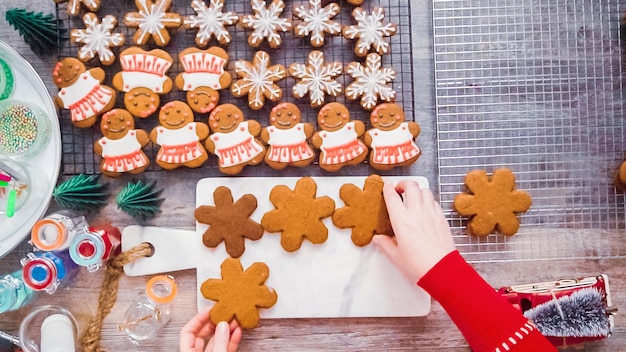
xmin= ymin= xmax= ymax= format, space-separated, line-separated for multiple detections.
xmin=293 ymin=0 xmax=340 ymax=47
xmin=345 ymin=53 xmax=396 ymax=110
xmin=368 ymin=122 xmax=420 ymax=165
xmin=343 ymin=7 xmax=396 ymax=56
xmin=266 ymin=124 xmax=314 ymax=163
xmin=72 ymin=14 xmax=124 ymax=63
xmin=121 ymin=71 xmax=169 ymax=92
xmin=125 ymin=0 xmax=181 ymax=44
xmin=231 ymin=51 xmax=285 ymax=109
xmin=290 ymin=50 xmax=342 ymax=107
xmin=210 ymin=122 xmax=264 ymax=167
xmin=184 ymin=0 xmax=238 ymax=45
xmin=99 ymin=131 xmax=148 ymax=172
xmin=59 ymin=72 xmax=113 ymax=122
xmin=241 ymin=0 xmax=291 ymax=47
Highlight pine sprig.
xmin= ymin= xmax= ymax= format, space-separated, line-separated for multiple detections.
xmin=116 ymin=180 xmax=164 ymax=219
xmin=52 ymin=174 xmax=109 ymax=211
xmin=6 ymin=8 xmax=61 ymax=55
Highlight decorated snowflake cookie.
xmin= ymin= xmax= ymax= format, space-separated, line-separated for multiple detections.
xmin=124 ymin=0 xmax=182 ymax=46
xmin=289 ymin=50 xmax=342 ymax=108
xmin=54 ymin=0 xmax=100 ymax=17
xmin=346 ymin=53 xmax=396 ymax=110
xmin=70 ymin=13 xmax=125 ymax=66
xmin=240 ymin=0 xmax=291 ymax=48
xmin=231 ymin=51 xmax=286 ymax=110
xmin=293 ymin=0 xmax=341 ymax=47
xmin=184 ymin=0 xmax=239 ymax=46
xmin=342 ymin=7 xmax=397 ymax=57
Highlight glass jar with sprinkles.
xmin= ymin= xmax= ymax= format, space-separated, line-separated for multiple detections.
xmin=0 ymin=100 xmax=51 ymax=158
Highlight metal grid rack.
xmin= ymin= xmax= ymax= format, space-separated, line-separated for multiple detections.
xmin=433 ymin=0 xmax=626 ymax=262
xmin=55 ymin=0 xmax=414 ymax=178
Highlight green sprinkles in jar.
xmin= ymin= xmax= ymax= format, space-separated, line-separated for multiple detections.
xmin=0 ymin=104 xmax=39 ymax=153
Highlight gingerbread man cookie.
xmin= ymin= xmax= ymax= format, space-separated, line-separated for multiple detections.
xmin=200 ymin=258 xmax=277 ymax=329
xmin=184 ymin=0 xmax=239 ymax=46
xmin=364 ymin=103 xmax=421 ymax=170
xmin=240 ymin=0 xmax=291 ymax=49
xmin=311 ymin=102 xmax=368 ymax=172
xmin=53 ymin=57 xmax=116 ymax=128
xmin=342 ymin=7 xmax=397 ymax=57
xmin=260 ymin=103 xmax=315 ymax=170
xmin=113 ymin=47 xmax=174 ymax=118
xmin=150 ymin=101 xmax=210 ymax=170
xmin=205 ymin=104 xmax=266 ymax=175
xmin=453 ymin=168 xmax=532 ymax=236
xmin=175 ymin=47 xmax=231 ymax=114
xmin=231 ymin=51 xmax=286 ymax=110
xmin=70 ymin=13 xmax=125 ymax=66
xmin=94 ymin=109 xmax=150 ymax=178
xmin=332 ymin=174 xmax=393 ymax=247
xmin=293 ymin=0 xmax=341 ymax=48
xmin=124 ymin=0 xmax=182 ymax=46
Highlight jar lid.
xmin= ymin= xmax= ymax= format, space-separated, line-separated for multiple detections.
xmin=146 ymin=275 xmax=177 ymax=304
xmin=31 ymin=218 xmax=67 ymax=251
xmin=69 ymin=231 xmax=105 ymax=267
xmin=22 ymin=255 xmax=56 ymax=291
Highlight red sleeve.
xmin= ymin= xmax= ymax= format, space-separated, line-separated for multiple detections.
xmin=417 ymin=251 xmax=557 ymax=352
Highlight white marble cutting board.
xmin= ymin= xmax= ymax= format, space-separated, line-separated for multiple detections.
xmin=123 ymin=176 xmax=431 ymax=318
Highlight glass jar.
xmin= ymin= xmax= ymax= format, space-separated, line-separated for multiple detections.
xmin=0 ymin=269 xmax=34 ymax=313
xmin=68 ymin=224 xmax=121 ymax=272
xmin=0 ymin=100 xmax=51 ymax=158
xmin=30 ymin=211 xmax=88 ymax=251
xmin=119 ymin=275 xmax=177 ymax=344
xmin=0 ymin=156 xmax=30 ymax=218
xmin=21 ymin=250 xmax=79 ymax=294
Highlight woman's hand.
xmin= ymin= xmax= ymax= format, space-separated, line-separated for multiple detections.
xmin=180 ymin=307 xmax=242 ymax=352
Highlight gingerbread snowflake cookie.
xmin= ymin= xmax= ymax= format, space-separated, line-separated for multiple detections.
xmin=261 ymin=103 xmax=316 ymax=170
xmin=231 ymin=51 xmax=286 ymax=110
xmin=343 ymin=7 xmax=397 ymax=57
xmin=70 ymin=13 xmax=124 ymax=66
xmin=346 ymin=53 xmax=396 ymax=110
xmin=240 ymin=0 xmax=291 ymax=48
xmin=453 ymin=168 xmax=532 ymax=237
xmin=364 ymin=103 xmax=421 ymax=170
xmin=289 ymin=50 xmax=342 ymax=108
xmin=175 ymin=47 xmax=231 ymax=114
xmin=53 ymin=58 xmax=116 ymax=128
xmin=124 ymin=0 xmax=182 ymax=46
xmin=293 ymin=0 xmax=341 ymax=47
xmin=332 ymin=174 xmax=393 ymax=247
xmin=184 ymin=0 xmax=239 ymax=46
xmin=201 ymin=258 xmax=277 ymax=329
xmin=262 ymin=177 xmax=335 ymax=252
xmin=54 ymin=0 xmax=100 ymax=16
xmin=195 ymin=187 xmax=264 ymax=258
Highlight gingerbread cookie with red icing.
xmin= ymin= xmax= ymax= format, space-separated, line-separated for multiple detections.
xmin=149 ymin=101 xmax=210 ymax=170
xmin=113 ymin=47 xmax=174 ymax=118
xmin=175 ymin=47 xmax=232 ymax=114
xmin=94 ymin=109 xmax=150 ymax=178
xmin=364 ymin=103 xmax=421 ymax=170
xmin=205 ymin=104 xmax=266 ymax=175
xmin=53 ymin=57 xmax=116 ymax=128
xmin=311 ymin=102 xmax=368 ymax=172
xmin=260 ymin=103 xmax=315 ymax=170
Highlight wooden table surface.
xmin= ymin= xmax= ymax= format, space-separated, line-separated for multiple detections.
xmin=0 ymin=1 xmax=624 ymax=351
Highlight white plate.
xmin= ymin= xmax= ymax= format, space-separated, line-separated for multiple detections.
xmin=0 ymin=40 xmax=61 ymax=257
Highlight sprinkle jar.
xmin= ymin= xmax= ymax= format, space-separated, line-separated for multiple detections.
xmin=0 ymin=100 xmax=51 ymax=157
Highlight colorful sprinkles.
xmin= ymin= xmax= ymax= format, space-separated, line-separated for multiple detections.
xmin=0 ymin=103 xmax=39 ymax=154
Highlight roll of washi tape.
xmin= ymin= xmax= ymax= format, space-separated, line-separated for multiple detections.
xmin=0 ymin=58 xmax=14 ymax=100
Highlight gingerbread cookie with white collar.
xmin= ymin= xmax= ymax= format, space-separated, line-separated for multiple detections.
xmin=205 ymin=103 xmax=266 ymax=175
xmin=150 ymin=101 xmax=209 ymax=170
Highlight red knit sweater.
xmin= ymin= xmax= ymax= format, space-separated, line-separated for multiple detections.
xmin=418 ymin=251 xmax=557 ymax=352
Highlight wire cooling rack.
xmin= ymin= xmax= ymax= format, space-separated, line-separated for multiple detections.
xmin=55 ymin=0 xmax=414 ymax=177
xmin=433 ymin=0 xmax=626 ymax=261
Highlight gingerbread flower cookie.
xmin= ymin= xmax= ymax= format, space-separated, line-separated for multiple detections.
xmin=453 ymin=168 xmax=532 ymax=237
xmin=200 ymin=258 xmax=277 ymax=329
xmin=94 ymin=109 xmax=150 ymax=178
xmin=231 ymin=51 xmax=286 ymax=110
xmin=332 ymin=174 xmax=393 ymax=247
xmin=346 ymin=53 xmax=396 ymax=110
xmin=289 ymin=50 xmax=342 ymax=108
xmin=342 ymin=7 xmax=397 ymax=57
xmin=205 ymin=104 xmax=266 ymax=175
xmin=293 ymin=0 xmax=341 ymax=48
xmin=150 ymin=101 xmax=210 ymax=170
xmin=311 ymin=102 xmax=368 ymax=172
xmin=70 ymin=13 xmax=125 ymax=66
xmin=175 ymin=47 xmax=232 ymax=114
xmin=240 ymin=0 xmax=291 ymax=48
xmin=53 ymin=58 xmax=116 ymax=128
xmin=262 ymin=177 xmax=335 ymax=252
xmin=113 ymin=47 xmax=174 ymax=118
xmin=124 ymin=0 xmax=182 ymax=46
xmin=364 ymin=103 xmax=421 ymax=170
xmin=54 ymin=0 xmax=100 ymax=16
xmin=195 ymin=187 xmax=264 ymax=258
xmin=260 ymin=103 xmax=315 ymax=170
xmin=184 ymin=0 xmax=239 ymax=46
